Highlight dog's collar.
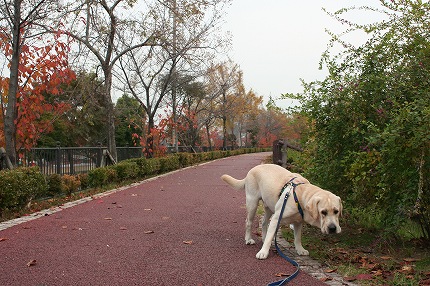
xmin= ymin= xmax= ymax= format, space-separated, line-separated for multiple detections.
xmin=280 ymin=177 xmax=305 ymax=218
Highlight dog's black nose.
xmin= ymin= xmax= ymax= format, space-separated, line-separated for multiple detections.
xmin=328 ymin=224 xmax=337 ymax=234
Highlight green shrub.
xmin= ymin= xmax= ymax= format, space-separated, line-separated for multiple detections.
xmin=113 ymin=161 xmax=139 ymax=181
xmin=62 ymin=175 xmax=81 ymax=196
xmin=78 ymin=173 xmax=89 ymax=190
xmin=46 ymin=174 xmax=65 ymax=196
xmin=0 ymin=167 xmax=47 ymax=214
xmin=177 ymin=153 xmax=195 ymax=167
xmin=88 ymin=167 xmax=117 ymax=188
xmin=139 ymin=158 xmax=160 ymax=175
xmin=159 ymin=156 xmax=180 ymax=172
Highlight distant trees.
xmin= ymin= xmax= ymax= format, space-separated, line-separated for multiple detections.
xmin=115 ymin=0 xmax=229 ymax=157
xmin=0 ymin=0 xmax=302 ymax=166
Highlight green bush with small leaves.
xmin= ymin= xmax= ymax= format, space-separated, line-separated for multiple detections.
xmin=0 ymin=167 xmax=47 ymax=214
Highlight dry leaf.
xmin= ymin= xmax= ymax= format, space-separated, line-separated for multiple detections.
xmin=0 ymin=237 xmax=8 ymax=242
xmin=324 ymin=268 xmax=337 ymax=273
xmin=344 ymin=276 xmax=356 ymax=282
xmin=27 ymin=259 xmax=37 ymax=267
xmin=399 ymin=265 xmax=415 ymax=275
xmin=104 ymin=217 xmax=113 ymax=220
xmin=131 ymin=194 xmax=138 ymax=197
xmin=61 ymin=225 xmax=67 ymax=229
xmin=404 ymin=258 xmax=420 ymax=263
xmin=119 ymin=227 xmax=127 ymax=230
xmin=380 ymin=256 xmax=393 ymax=260
xmin=183 ymin=240 xmax=193 ymax=245
xmin=320 ymin=277 xmax=333 ymax=282
xmin=144 ymin=208 xmax=152 ymax=211
xmin=144 ymin=231 xmax=154 ymax=234
xmin=275 ymin=273 xmax=289 ymax=277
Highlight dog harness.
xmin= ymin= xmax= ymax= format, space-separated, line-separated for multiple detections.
xmin=279 ymin=177 xmax=304 ymax=219
xmin=268 ymin=177 xmax=305 ymax=286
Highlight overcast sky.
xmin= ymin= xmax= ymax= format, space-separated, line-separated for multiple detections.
xmin=223 ymin=0 xmax=384 ymax=108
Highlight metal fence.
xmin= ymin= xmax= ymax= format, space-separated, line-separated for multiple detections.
xmin=1 ymin=145 xmax=238 ymax=175
xmin=22 ymin=146 xmax=145 ymax=176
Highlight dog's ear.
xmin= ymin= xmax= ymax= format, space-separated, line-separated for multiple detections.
xmin=338 ymin=196 xmax=343 ymax=217
xmin=306 ymin=196 xmax=320 ymax=220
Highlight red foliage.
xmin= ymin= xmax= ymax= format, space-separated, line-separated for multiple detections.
xmin=0 ymin=31 xmax=76 ymax=149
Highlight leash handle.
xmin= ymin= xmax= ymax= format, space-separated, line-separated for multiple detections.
xmin=267 ymin=182 xmax=301 ymax=286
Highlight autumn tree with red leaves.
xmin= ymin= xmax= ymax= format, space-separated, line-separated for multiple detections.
xmin=0 ymin=32 xmax=76 ymax=157
xmin=0 ymin=0 xmax=70 ymax=166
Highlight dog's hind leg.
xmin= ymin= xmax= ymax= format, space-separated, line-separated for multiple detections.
xmin=244 ymin=196 xmax=259 ymax=245
xmin=261 ymin=205 xmax=272 ymax=243
xmin=292 ymin=222 xmax=309 ymax=255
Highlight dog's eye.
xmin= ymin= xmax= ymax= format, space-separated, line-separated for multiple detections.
xmin=334 ymin=210 xmax=339 ymax=215
xmin=321 ymin=210 xmax=328 ymax=216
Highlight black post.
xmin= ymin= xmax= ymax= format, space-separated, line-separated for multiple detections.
xmin=96 ymin=142 xmax=102 ymax=167
xmin=56 ymin=142 xmax=61 ymax=175
xmin=272 ymin=139 xmax=284 ymax=166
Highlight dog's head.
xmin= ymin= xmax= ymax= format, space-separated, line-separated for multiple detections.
xmin=306 ymin=193 xmax=342 ymax=234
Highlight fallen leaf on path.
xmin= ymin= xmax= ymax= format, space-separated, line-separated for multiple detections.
xmin=324 ymin=268 xmax=337 ymax=273
xmin=119 ymin=227 xmax=127 ymax=230
xmin=380 ymin=256 xmax=393 ymax=260
xmin=27 ymin=259 xmax=37 ymax=267
xmin=104 ymin=217 xmax=113 ymax=220
xmin=344 ymin=277 xmax=356 ymax=282
xmin=144 ymin=231 xmax=154 ymax=234
xmin=275 ymin=273 xmax=289 ymax=277
xmin=320 ymin=277 xmax=333 ymax=282
xmin=61 ymin=225 xmax=67 ymax=229
xmin=183 ymin=240 xmax=193 ymax=245
xmin=0 ymin=237 xmax=8 ymax=242
xmin=131 ymin=194 xmax=138 ymax=197
xmin=144 ymin=208 xmax=152 ymax=211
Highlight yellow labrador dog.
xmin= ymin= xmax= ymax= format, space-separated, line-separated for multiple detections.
xmin=221 ymin=164 xmax=342 ymax=259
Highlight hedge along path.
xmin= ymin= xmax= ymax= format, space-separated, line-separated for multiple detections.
xmin=0 ymin=161 xmax=200 ymax=232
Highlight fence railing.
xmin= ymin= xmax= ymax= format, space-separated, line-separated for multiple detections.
xmin=0 ymin=145 xmax=239 ymax=175
xmin=23 ymin=146 xmax=123 ymax=176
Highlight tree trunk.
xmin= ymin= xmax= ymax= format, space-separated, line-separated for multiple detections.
xmin=4 ymin=0 xmax=22 ymax=167
xmin=103 ymin=68 xmax=117 ymax=162
xmin=205 ymin=123 xmax=212 ymax=150
xmin=145 ymin=115 xmax=155 ymax=158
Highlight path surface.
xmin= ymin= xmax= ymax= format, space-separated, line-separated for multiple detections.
xmin=0 ymin=153 xmax=328 ymax=286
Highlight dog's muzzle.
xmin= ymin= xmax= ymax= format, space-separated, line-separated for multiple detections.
xmin=328 ymin=223 xmax=337 ymax=234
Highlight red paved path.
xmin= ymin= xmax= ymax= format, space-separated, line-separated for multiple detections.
xmin=0 ymin=153 xmax=326 ymax=286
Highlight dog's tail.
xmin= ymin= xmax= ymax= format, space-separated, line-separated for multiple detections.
xmin=220 ymin=174 xmax=245 ymax=190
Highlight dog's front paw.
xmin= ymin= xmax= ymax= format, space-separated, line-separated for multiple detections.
xmin=296 ymin=247 xmax=309 ymax=256
xmin=256 ymin=250 xmax=269 ymax=260
xmin=245 ymin=238 xmax=255 ymax=245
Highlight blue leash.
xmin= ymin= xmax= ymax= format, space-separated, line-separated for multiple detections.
xmin=267 ymin=180 xmax=303 ymax=286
